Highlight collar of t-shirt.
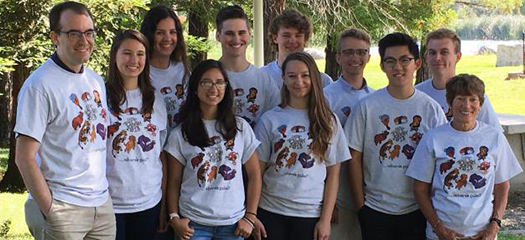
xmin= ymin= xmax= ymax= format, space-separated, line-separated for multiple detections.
xmin=338 ymin=76 xmax=371 ymax=93
xmin=51 ymin=52 xmax=84 ymax=74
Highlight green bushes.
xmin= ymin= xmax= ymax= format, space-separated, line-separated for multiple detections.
xmin=453 ymin=15 xmax=525 ymax=40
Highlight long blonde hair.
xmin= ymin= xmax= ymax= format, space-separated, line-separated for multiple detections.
xmin=280 ymin=52 xmax=335 ymax=162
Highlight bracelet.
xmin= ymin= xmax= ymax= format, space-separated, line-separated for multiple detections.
xmin=431 ymin=219 xmax=442 ymax=232
xmin=245 ymin=211 xmax=257 ymax=217
xmin=490 ymin=218 xmax=502 ymax=228
xmin=169 ymin=212 xmax=180 ymax=221
xmin=241 ymin=217 xmax=255 ymax=229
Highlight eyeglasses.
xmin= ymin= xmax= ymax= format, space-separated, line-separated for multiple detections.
xmin=199 ymin=80 xmax=228 ymax=90
xmin=340 ymin=48 xmax=369 ymax=57
xmin=382 ymin=57 xmax=415 ymax=68
xmin=58 ymin=29 xmax=96 ymax=41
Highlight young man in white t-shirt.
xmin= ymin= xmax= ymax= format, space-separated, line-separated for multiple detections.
xmin=14 ymin=2 xmax=115 ymax=239
xmin=345 ymin=32 xmax=447 ymax=240
xmin=324 ymin=28 xmax=375 ymax=240
xmin=215 ymin=5 xmax=280 ymax=128
xmin=416 ymin=28 xmax=502 ymax=130
xmin=261 ymin=9 xmax=332 ymax=89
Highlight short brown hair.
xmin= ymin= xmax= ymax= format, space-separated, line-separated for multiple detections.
xmin=338 ymin=28 xmax=371 ymax=52
xmin=49 ymin=1 xmax=93 ymax=33
xmin=425 ymin=28 xmax=461 ymax=53
xmin=446 ymin=74 xmax=485 ymax=107
xmin=269 ymin=9 xmax=312 ymax=44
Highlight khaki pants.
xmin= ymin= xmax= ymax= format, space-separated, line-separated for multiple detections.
xmin=329 ymin=205 xmax=362 ymax=240
xmin=44 ymin=197 xmax=116 ymax=240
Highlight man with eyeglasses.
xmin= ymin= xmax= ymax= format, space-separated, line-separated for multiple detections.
xmin=15 ymin=1 xmax=115 ymax=239
xmin=262 ymin=9 xmax=332 ymax=89
xmin=417 ymin=28 xmax=502 ymax=130
xmin=344 ymin=32 xmax=446 ymax=240
xmin=323 ymin=28 xmax=375 ymax=240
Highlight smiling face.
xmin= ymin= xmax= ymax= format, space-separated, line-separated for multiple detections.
xmin=51 ymin=10 xmax=94 ymax=72
xmin=283 ymin=60 xmax=312 ymax=101
xmin=425 ymin=38 xmax=461 ymax=79
xmin=450 ymin=94 xmax=480 ymax=128
xmin=198 ymin=68 xmax=227 ymax=110
xmin=216 ymin=18 xmax=251 ymax=58
xmin=116 ymin=39 xmax=146 ymax=83
xmin=381 ymin=45 xmax=421 ymax=88
xmin=337 ymin=37 xmax=371 ymax=77
xmin=274 ymin=26 xmax=306 ymax=57
xmin=152 ymin=17 xmax=177 ymax=59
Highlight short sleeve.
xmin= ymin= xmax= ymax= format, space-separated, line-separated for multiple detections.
xmin=164 ymin=127 xmax=186 ymax=165
xmin=254 ymin=117 xmax=271 ymax=163
xmin=344 ymin=100 xmax=366 ymax=152
xmin=239 ymin=118 xmax=260 ymax=164
xmin=478 ymin=96 xmax=503 ymax=132
xmin=14 ymin=85 xmax=49 ymax=142
xmin=265 ymin=75 xmax=281 ymax=112
xmin=494 ymin=132 xmax=523 ymax=183
xmin=406 ymin=133 xmax=435 ymax=183
xmin=320 ymin=72 xmax=333 ymax=88
xmin=325 ymin=115 xmax=351 ymax=166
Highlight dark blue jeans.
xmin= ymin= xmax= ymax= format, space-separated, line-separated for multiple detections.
xmin=115 ymin=202 xmax=161 ymax=240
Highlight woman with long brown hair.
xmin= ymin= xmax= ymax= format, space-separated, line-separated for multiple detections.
xmin=253 ymin=52 xmax=350 ymax=240
xmin=105 ymin=30 xmax=167 ymax=240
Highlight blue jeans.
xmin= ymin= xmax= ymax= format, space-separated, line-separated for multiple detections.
xmin=188 ymin=221 xmax=242 ymax=240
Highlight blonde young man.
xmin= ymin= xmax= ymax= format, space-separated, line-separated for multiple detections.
xmin=416 ymin=28 xmax=502 ymax=130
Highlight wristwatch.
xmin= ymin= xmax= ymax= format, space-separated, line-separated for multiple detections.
xmin=169 ymin=212 xmax=180 ymax=221
xmin=490 ymin=217 xmax=502 ymax=228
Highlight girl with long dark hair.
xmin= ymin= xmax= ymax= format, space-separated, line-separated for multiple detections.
xmin=164 ymin=60 xmax=262 ymax=240
xmin=105 ymin=30 xmax=167 ymax=240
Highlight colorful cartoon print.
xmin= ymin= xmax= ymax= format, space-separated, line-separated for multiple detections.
xmin=440 ymin=145 xmax=491 ymax=194
xmin=246 ymin=88 xmax=258 ymax=103
xmin=219 ymin=165 xmax=236 ymax=180
xmin=298 ymin=152 xmax=314 ymax=169
xmin=191 ymin=153 xmax=206 ymax=169
xmin=341 ymin=106 xmax=351 ymax=117
xmin=410 ymin=115 xmax=422 ymax=132
xmin=175 ymin=84 xmax=184 ymax=99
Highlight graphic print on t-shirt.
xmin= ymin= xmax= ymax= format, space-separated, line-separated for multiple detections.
xmin=159 ymin=84 xmax=185 ymax=128
xmin=441 ymin=145 xmax=490 ymax=196
xmin=107 ymin=108 xmax=158 ymax=161
xmin=341 ymin=106 xmax=352 ymax=118
xmin=193 ymin=135 xmax=240 ymax=189
xmin=374 ymin=114 xmax=423 ymax=166
xmin=233 ymin=87 xmax=260 ymax=128
xmin=272 ymin=124 xmax=314 ymax=173
xmin=69 ymin=91 xmax=107 ymax=149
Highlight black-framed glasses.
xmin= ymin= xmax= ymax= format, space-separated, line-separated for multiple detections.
xmin=383 ymin=57 xmax=415 ymax=68
xmin=58 ymin=29 xmax=96 ymax=41
xmin=340 ymin=48 xmax=369 ymax=57
xmin=199 ymin=80 xmax=228 ymax=90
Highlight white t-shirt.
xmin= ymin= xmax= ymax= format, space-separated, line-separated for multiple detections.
xmin=416 ymin=79 xmax=502 ymax=131
xmin=150 ymin=61 xmax=187 ymax=132
xmin=106 ymin=89 xmax=167 ymax=213
xmin=406 ymin=122 xmax=522 ymax=239
xmin=324 ymin=76 xmax=374 ymax=210
xmin=227 ymin=64 xmax=280 ymax=128
xmin=261 ymin=60 xmax=333 ymax=89
xmin=254 ymin=106 xmax=351 ymax=218
xmin=344 ymin=88 xmax=447 ymax=215
xmin=14 ymin=59 xmax=109 ymax=207
xmin=164 ymin=118 xmax=260 ymax=226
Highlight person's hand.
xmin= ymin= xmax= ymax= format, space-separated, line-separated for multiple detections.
xmin=235 ymin=217 xmax=254 ymax=238
xmin=171 ymin=217 xmax=194 ymax=240
xmin=434 ymin=222 xmax=464 ymax=240
xmin=470 ymin=222 xmax=498 ymax=240
xmin=314 ymin=219 xmax=331 ymax=240
xmin=157 ymin=209 xmax=169 ymax=233
xmin=330 ymin=205 xmax=339 ymax=224
xmin=251 ymin=217 xmax=267 ymax=240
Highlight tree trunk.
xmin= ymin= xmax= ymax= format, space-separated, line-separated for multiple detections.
xmin=188 ymin=8 xmax=209 ymax=69
xmin=324 ymin=33 xmax=339 ymax=80
xmin=0 ymin=72 xmax=10 ymax=147
xmin=416 ymin=40 xmax=430 ymax=84
xmin=0 ymin=63 xmax=29 ymax=192
xmin=263 ymin=0 xmax=285 ymax=64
